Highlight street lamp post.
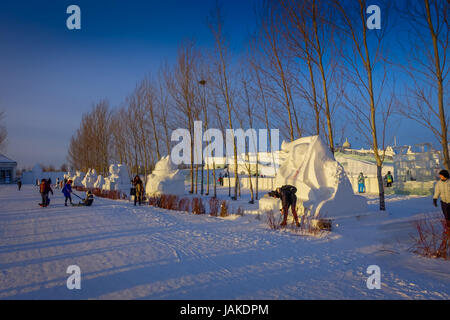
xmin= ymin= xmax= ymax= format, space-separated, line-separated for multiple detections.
xmin=199 ymin=80 xmax=207 ymax=195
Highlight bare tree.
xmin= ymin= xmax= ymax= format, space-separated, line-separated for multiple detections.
xmin=0 ymin=111 xmax=7 ymax=152
xmin=208 ymin=3 xmax=240 ymax=200
xmin=255 ymin=1 xmax=301 ymax=141
xmin=67 ymin=100 xmax=111 ymax=174
xmin=398 ymin=0 xmax=449 ymax=170
xmin=334 ymin=0 xmax=393 ymax=211
xmin=165 ymin=41 xmax=199 ymax=194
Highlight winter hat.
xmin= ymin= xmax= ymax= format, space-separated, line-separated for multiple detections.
xmin=439 ymin=170 xmax=449 ymax=179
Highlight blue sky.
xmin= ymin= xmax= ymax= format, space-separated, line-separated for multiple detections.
xmin=0 ymin=0 xmax=439 ymax=168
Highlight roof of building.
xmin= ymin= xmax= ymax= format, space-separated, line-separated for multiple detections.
xmin=0 ymin=154 xmax=17 ymax=165
xmin=343 ymin=138 xmax=351 ymax=148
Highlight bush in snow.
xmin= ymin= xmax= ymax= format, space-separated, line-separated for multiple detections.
xmin=266 ymin=210 xmax=282 ymax=230
xmin=192 ymin=198 xmax=206 ymax=215
xmin=161 ymin=194 xmax=179 ymax=211
xmin=233 ymin=206 xmax=244 ymax=216
xmin=178 ymin=197 xmax=191 ymax=213
xmin=209 ymin=198 xmax=219 ymax=217
xmin=220 ymin=200 xmax=229 ymax=217
xmin=411 ymin=217 xmax=449 ymax=260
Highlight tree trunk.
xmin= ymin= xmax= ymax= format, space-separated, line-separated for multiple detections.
xmin=377 ymin=165 xmax=386 ymax=211
xmin=425 ymin=0 xmax=449 ymax=170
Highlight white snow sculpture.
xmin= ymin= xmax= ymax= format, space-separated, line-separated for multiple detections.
xmin=82 ymin=169 xmax=98 ymax=189
xmin=146 ymin=155 xmax=185 ymax=196
xmin=103 ymin=164 xmax=131 ymax=193
xmin=94 ymin=175 xmax=105 ymax=189
xmin=259 ymin=135 xmax=368 ymax=219
xmin=64 ymin=171 xmax=74 ymax=181
xmin=72 ymin=171 xmax=85 ymax=187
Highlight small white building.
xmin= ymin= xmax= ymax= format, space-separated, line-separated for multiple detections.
xmin=0 ymin=154 xmax=17 ymax=184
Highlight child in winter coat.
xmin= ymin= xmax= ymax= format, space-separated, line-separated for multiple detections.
xmin=62 ymin=180 xmax=73 ymax=206
xmin=385 ymin=171 xmax=394 ymax=187
xmin=358 ymin=172 xmax=366 ymax=193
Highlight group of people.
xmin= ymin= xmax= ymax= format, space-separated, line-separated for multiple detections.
xmin=37 ymin=178 xmax=93 ymax=207
xmin=357 ymin=171 xmax=394 ymax=193
xmin=266 ymin=168 xmax=450 ymax=231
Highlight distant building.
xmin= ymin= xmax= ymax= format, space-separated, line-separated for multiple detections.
xmin=21 ymin=163 xmax=65 ymax=184
xmin=0 ymin=154 xmax=17 ymax=184
xmin=393 ymin=143 xmax=441 ymax=182
xmin=342 ymin=138 xmax=351 ymax=149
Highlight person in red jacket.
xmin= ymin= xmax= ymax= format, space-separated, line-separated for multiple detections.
xmin=39 ymin=179 xmax=53 ymax=207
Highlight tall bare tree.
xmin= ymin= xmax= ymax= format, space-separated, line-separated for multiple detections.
xmin=208 ymin=3 xmax=240 ymax=200
xmin=334 ymin=0 xmax=393 ymax=211
xmin=165 ymin=41 xmax=199 ymax=194
xmin=0 ymin=111 xmax=7 ymax=152
xmin=398 ymin=0 xmax=449 ymax=170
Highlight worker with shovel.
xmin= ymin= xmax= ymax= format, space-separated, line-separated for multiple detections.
xmin=268 ymin=185 xmax=301 ymax=227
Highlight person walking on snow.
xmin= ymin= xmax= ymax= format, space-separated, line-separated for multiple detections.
xmin=433 ymin=170 xmax=450 ymax=229
xmin=45 ymin=178 xmax=53 ymax=203
xmin=385 ymin=171 xmax=394 ymax=187
xmin=17 ymin=178 xmax=22 ymax=191
xmin=39 ymin=179 xmax=53 ymax=207
xmin=133 ymin=175 xmax=144 ymax=206
xmin=62 ymin=180 xmax=73 ymax=206
xmin=39 ymin=179 xmax=47 ymax=206
xmin=269 ymin=185 xmax=301 ymax=227
xmin=358 ymin=172 xmax=366 ymax=193
xmin=433 ymin=169 xmax=450 ymax=257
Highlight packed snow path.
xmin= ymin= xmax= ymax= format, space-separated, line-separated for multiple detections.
xmin=0 ymin=185 xmax=448 ymax=299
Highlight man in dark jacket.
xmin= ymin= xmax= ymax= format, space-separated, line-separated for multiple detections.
xmin=39 ymin=179 xmax=48 ymax=207
xmin=45 ymin=179 xmax=53 ymax=205
xmin=269 ymin=185 xmax=300 ymax=227
xmin=133 ymin=175 xmax=144 ymax=206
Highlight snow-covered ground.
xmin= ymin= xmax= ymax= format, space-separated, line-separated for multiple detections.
xmin=0 ymin=185 xmax=448 ymax=299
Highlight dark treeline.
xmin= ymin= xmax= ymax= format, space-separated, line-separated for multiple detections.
xmin=67 ymin=0 xmax=448 ymax=210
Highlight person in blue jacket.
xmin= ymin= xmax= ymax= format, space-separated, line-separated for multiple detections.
xmin=62 ymin=180 xmax=73 ymax=206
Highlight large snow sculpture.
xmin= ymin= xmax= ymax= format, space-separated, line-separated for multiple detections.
xmin=82 ymin=169 xmax=98 ymax=189
xmin=72 ymin=171 xmax=85 ymax=187
xmin=146 ymin=155 xmax=185 ymax=196
xmin=103 ymin=164 xmax=131 ymax=193
xmin=259 ymin=135 xmax=368 ymax=219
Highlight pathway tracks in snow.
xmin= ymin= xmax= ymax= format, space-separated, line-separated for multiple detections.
xmin=0 ymin=185 xmax=448 ymax=299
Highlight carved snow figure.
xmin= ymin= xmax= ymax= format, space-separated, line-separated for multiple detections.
xmin=82 ymin=169 xmax=98 ymax=189
xmin=72 ymin=171 xmax=85 ymax=187
xmin=94 ymin=175 xmax=105 ymax=189
xmin=146 ymin=156 xmax=185 ymax=197
xmin=260 ymin=135 xmax=368 ymax=219
xmin=103 ymin=164 xmax=131 ymax=194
